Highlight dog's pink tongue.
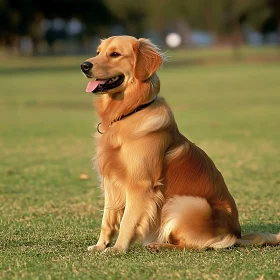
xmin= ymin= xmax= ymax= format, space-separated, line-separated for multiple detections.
xmin=86 ymin=80 xmax=107 ymax=92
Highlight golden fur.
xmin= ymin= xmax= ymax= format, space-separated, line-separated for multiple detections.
xmin=82 ymin=36 xmax=280 ymax=253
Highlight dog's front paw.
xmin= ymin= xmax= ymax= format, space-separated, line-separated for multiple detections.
xmin=88 ymin=244 xmax=106 ymax=252
xmin=103 ymin=246 xmax=127 ymax=254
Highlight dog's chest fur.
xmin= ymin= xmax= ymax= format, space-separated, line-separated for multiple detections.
xmin=96 ymin=130 xmax=124 ymax=179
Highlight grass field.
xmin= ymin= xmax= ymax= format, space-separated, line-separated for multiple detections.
xmin=0 ymin=48 xmax=280 ymax=279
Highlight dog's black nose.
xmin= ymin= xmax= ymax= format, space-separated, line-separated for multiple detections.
xmin=81 ymin=61 xmax=93 ymax=73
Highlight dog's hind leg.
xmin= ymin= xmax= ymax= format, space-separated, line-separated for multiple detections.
xmin=152 ymin=195 xmax=238 ymax=251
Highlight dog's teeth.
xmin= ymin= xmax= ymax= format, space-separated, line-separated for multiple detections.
xmin=108 ymin=77 xmax=118 ymax=84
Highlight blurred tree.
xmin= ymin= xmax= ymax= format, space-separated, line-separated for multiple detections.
xmin=35 ymin=0 xmax=116 ymax=35
xmin=104 ymin=0 xmax=148 ymax=36
xmin=3 ymin=0 xmax=115 ymax=36
xmin=104 ymin=0 xmax=275 ymax=45
xmin=266 ymin=0 xmax=280 ymax=41
xmin=0 ymin=0 xmax=116 ymax=53
xmin=0 ymin=0 xmax=278 ymax=52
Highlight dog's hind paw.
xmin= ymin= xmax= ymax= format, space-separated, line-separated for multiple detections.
xmin=146 ymin=242 xmax=161 ymax=253
xmin=146 ymin=242 xmax=180 ymax=252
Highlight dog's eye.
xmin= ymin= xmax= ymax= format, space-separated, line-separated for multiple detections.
xmin=110 ymin=52 xmax=121 ymax=58
xmin=96 ymin=51 xmax=100 ymax=55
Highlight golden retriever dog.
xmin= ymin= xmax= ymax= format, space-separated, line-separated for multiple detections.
xmin=81 ymin=35 xmax=280 ymax=253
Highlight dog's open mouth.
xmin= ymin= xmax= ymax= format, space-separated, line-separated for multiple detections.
xmin=86 ymin=75 xmax=125 ymax=93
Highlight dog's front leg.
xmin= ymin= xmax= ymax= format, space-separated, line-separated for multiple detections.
xmin=105 ymin=184 xmax=162 ymax=253
xmin=88 ymin=183 xmax=125 ymax=252
xmin=88 ymin=207 xmax=123 ymax=251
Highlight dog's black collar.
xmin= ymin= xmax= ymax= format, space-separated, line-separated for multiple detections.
xmin=97 ymin=98 xmax=156 ymax=134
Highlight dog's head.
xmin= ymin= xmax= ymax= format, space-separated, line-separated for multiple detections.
xmin=81 ymin=36 xmax=163 ymax=94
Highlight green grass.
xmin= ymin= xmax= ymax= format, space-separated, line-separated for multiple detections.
xmin=0 ymin=50 xmax=280 ymax=279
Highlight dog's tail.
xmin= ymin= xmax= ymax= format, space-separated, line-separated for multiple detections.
xmin=236 ymin=232 xmax=280 ymax=246
xmin=205 ymin=232 xmax=280 ymax=249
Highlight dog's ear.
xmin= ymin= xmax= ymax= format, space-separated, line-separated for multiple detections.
xmin=133 ymin=38 xmax=163 ymax=81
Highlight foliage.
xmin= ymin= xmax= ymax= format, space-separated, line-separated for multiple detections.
xmin=105 ymin=0 xmax=273 ymax=34
xmin=0 ymin=0 xmax=277 ymax=37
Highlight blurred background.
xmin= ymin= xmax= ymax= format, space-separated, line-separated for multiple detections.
xmin=0 ymin=0 xmax=279 ymax=56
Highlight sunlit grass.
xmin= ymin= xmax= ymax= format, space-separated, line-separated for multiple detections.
xmin=0 ymin=52 xmax=279 ymax=279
